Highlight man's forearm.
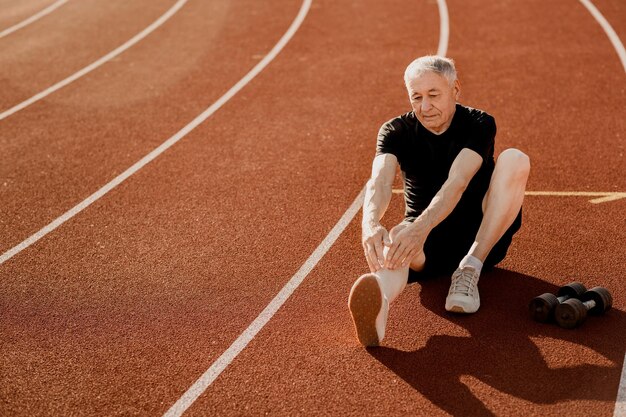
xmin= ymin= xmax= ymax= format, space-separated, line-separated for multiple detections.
xmin=415 ymin=177 xmax=466 ymax=233
xmin=362 ymin=178 xmax=392 ymax=227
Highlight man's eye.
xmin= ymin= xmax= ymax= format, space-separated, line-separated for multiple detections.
xmin=413 ymin=97 xmax=422 ymax=101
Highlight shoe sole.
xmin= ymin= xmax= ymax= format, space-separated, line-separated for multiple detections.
xmin=447 ymin=305 xmax=474 ymax=313
xmin=348 ymin=274 xmax=382 ymax=347
xmin=445 ymin=301 xmax=479 ymax=314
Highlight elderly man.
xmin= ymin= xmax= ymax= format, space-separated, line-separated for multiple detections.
xmin=349 ymin=56 xmax=530 ymax=347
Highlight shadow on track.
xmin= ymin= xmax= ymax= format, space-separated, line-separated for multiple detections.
xmin=368 ymin=268 xmax=625 ymax=417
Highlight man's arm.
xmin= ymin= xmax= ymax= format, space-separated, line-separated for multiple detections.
xmin=386 ymin=148 xmax=483 ymax=269
xmin=362 ymin=153 xmax=398 ymax=272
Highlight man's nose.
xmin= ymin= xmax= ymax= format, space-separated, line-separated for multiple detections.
xmin=421 ymin=98 xmax=432 ymax=111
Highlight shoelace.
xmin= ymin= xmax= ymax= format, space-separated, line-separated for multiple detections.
xmin=449 ymin=267 xmax=478 ymax=296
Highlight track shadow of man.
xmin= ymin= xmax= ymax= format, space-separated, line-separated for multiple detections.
xmin=368 ymin=269 xmax=625 ymax=417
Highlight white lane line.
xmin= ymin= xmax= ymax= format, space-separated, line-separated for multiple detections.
xmin=579 ymin=0 xmax=626 ymax=73
xmin=578 ymin=2 xmax=626 ymax=412
xmin=0 ymin=0 xmax=188 ymax=121
xmin=392 ymin=190 xmax=626 ymax=204
xmin=525 ymin=191 xmax=626 ymax=204
xmin=162 ymin=188 xmax=364 ymax=417
xmin=162 ymin=1 xmax=449 ymax=414
xmin=436 ymin=0 xmax=449 ymax=56
xmin=0 ymin=0 xmax=311 ymax=267
xmin=615 ymin=353 xmax=626 ymax=417
xmin=0 ymin=0 xmax=69 ymax=39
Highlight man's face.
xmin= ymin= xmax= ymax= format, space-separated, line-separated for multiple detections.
xmin=406 ymin=71 xmax=460 ymax=134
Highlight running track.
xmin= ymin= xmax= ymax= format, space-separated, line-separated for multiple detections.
xmin=1 ymin=0 xmax=624 ymax=415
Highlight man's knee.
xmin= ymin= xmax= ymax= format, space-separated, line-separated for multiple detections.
xmin=409 ymin=250 xmax=426 ymax=272
xmin=495 ymin=148 xmax=530 ymax=180
xmin=484 ymin=149 xmax=529 ymax=211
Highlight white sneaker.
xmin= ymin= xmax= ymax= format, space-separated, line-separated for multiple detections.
xmin=348 ymin=273 xmax=389 ymax=347
xmin=445 ymin=266 xmax=481 ymax=313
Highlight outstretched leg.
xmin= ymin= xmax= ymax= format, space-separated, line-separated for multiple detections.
xmin=348 ymin=267 xmax=406 ymax=347
xmin=349 ymin=224 xmax=424 ymax=346
xmin=446 ymin=148 xmax=530 ymax=313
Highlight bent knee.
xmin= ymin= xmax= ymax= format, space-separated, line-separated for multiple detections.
xmin=497 ymin=148 xmax=530 ymax=176
xmin=409 ymin=251 xmax=426 ymax=272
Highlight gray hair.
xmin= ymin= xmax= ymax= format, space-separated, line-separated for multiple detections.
xmin=404 ymin=55 xmax=457 ymax=86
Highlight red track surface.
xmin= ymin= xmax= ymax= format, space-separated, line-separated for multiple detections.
xmin=1 ymin=0 xmax=624 ymax=415
xmin=0 ymin=0 xmax=57 ymax=31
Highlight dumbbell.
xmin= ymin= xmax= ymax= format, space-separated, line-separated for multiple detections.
xmin=554 ymin=286 xmax=612 ymax=329
xmin=529 ymin=282 xmax=587 ymax=322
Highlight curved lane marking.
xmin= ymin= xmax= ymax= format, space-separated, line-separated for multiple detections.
xmin=0 ymin=0 xmax=312 ymax=267
xmin=579 ymin=0 xmax=626 ymax=73
xmin=161 ymin=1 xmax=315 ymax=414
xmin=0 ymin=0 xmax=188 ymax=121
xmin=163 ymin=190 xmax=361 ymax=417
xmin=162 ymin=1 xmax=449 ymax=415
xmin=578 ymin=2 xmax=626 ymax=412
xmin=436 ymin=0 xmax=449 ymax=56
xmin=0 ymin=0 xmax=69 ymax=39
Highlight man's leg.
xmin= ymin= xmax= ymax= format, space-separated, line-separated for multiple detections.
xmin=349 ymin=224 xmax=426 ymax=346
xmin=446 ymin=148 xmax=530 ymax=313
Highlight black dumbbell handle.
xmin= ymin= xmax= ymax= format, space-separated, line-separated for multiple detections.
xmin=557 ymin=295 xmax=573 ymax=303
xmin=581 ymin=299 xmax=597 ymax=311
xmin=555 ymin=282 xmax=587 ymax=303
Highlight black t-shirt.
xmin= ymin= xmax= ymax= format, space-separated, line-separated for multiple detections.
xmin=376 ymin=104 xmax=496 ymax=222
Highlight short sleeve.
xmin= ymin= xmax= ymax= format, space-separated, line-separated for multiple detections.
xmin=464 ymin=113 xmax=496 ymax=160
xmin=376 ymin=118 xmax=404 ymax=158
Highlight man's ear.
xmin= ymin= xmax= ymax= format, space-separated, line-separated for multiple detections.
xmin=453 ymin=79 xmax=461 ymax=100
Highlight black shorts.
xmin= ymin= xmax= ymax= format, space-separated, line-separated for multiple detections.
xmin=407 ymin=208 xmax=522 ymax=282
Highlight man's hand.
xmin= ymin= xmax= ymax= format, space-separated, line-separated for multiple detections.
xmin=385 ymin=221 xmax=428 ymax=270
xmin=362 ymin=222 xmax=391 ymax=272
